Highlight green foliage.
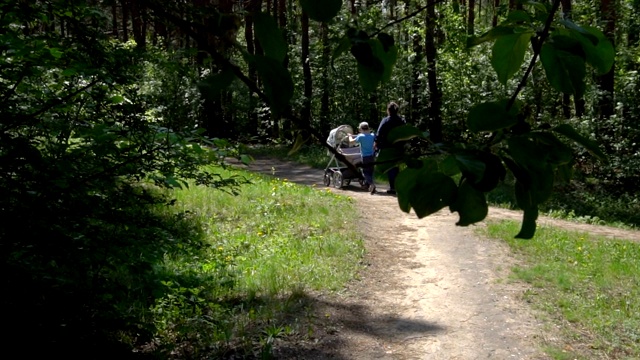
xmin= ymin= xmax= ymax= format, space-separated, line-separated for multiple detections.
xmin=0 ymin=1 xmax=246 ymax=355
xmin=251 ymin=54 xmax=295 ymax=116
xmin=149 ymin=168 xmax=364 ymax=357
xmin=255 ymin=12 xmax=288 ymax=63
xmin=339 ymin=29 xmax=399 ymax=93
xmin=483 ymin=221 xmax=640 ymax=358
xmin=299 ymin=0 xmax=343 ymax=23
xmin=492 ymin=31 xmax=534 ymax=85
xmin=540 ymin=36 xmax=588 ymax=98
xmin=467 ymin=99 xmax=520 ymax=132
xmin=396 ymin=161 xmax=457 ymax=218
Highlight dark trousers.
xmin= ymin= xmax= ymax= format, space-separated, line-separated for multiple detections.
xmin=362 ymin=155 xmax=375 ymax=186
xmin=387 ymin=166 xmax=399 ymax=190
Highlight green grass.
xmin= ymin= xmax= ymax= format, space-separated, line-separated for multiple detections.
xmin=481 ymin=221 xmax=640 ymax=359
xmin=146 ymin=165 xmax=364 ymax=357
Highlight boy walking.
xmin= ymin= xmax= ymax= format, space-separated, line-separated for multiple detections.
xmin=349 ymin=122 xmax=376 ymax=194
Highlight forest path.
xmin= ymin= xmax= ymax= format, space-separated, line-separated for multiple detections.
xmin=235 ymin=156 xmax=640 ymax=359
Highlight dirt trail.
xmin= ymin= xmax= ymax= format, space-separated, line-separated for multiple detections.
xmin=236 ymin=157 xmax=640 ymax=359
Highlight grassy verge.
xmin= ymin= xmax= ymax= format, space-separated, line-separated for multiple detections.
xmin=486 ymin=175 xmax=640 ymax=229
xmin=146 ymin=165 xmax=364 ymax=358
xmin=249 ymin=144 xmax=640 ymax=229
xmin=481 ymin=220 xmax=640 ymax=359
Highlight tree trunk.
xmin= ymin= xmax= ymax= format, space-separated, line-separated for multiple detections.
xmin=272 ymin=0 xmax=289 ymax=139
xmin=467 ymin=0 xmax=475 ymax=35
xmin=320 ymin=22 xmax=331 ymax=134
xmin=111 ymin=2 xmax=118 ymax=37
xmin=301 ymin=11 xmax=312 ymax=128
xmin=411 ymin=26 xmax=423 ymax=127
xmin=560 ymin=0 xmax=578 ymax=118
xmin=596 ymin=0 xmax=616 ymax=150
xmin=492 ymin=0 xmax=499 ymax=27
xmin=597 ymin=0 xmax=615 ymax=119
xmin=121 ymin=0 xmax=129 ymax=42
xmin=425 ymin=0 xmax=443 ymax=142
xmin=131 ymin=0 xmax=146 ymax=49
xmin=244 ymin=0 xmax=259 ymax=135
xmin=560 ymin=0 xmax=572 ymax=19
xmin=562 ymin=94 xmax=571 ymax=119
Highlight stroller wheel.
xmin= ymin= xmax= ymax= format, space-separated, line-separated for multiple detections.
xmin=323 ymin=172 xmax=331 ymax=186
xmin=333 ymin=172 xmax=343 ymax=189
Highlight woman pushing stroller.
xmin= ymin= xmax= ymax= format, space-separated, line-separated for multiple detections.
xmin=348 ymin=122 xmax=376 ymax=194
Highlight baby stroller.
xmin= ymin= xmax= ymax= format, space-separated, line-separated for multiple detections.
xmin=323 ymin=125 xmax=365 ymax=189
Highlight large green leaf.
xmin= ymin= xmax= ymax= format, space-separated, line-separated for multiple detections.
xmin=567 ymin=26 xmax=614 ymax=76
xmin=440 ymin=155 xmax=461 ymax=176
xmin=356 ymin=62 xmax=383 ymax=93
xmin=454 ymin=151 xmax=486 ymax=181
xmin=508 ymin=136 xmax=555 ymax=205
xmin=299 ymin=0 xmax=342 ymax=22
xmin=254 ymin=12 xmax=287 ymax=63
xmin=506 ymin=10 xmax=531 ymax=23
xmin=387 ymin=125 xmax=426 ymax=144
xmin=540 ymin=42 xmax=587 ymax=97
xmin=530 ymin=132 xmax=573 ymax=165
xmin=252 ymin=55 xmax=293 ymax=116
xmin=396 ymin=169 xmax=457 ymax=218
xmin=559 ymin=19 xmax=599 ymax=45
xmin=467 ymin=25 xmax=514 ymax=48
xmin=583 ymin=26 xmax=614 ymax=75
xmin=514 ymin=177 xmax=535 ymax=210
xmin=507 ymin=135 xmax=547 ymax=172
xmin=515 ymin=206 xmax=539 ymax=239
xmin=491 ymin=31 xmax=533 ymax=84
xmin=373 ymin=33 xmax=398 ymax=82
xmin=455 ymin=150 xmax=506 ymax=192
xmin=467 ymin=99 xmax=519 ymax=132
xmin=197 ymin=68 xmax=237 ymax=100
xmin=526 ymin=0 xmax=550 ymax=15
xmin=331 ymin=33 xmax=352 ymax=69
xmin=552 ymin=124 xmax=607 ymax=162
xmin=352 ymin=36 xmax=397 ymax=92
xmin=375 ymin=147 xmax=404 ymax=174
xmin=450 ymin=180 xmax=488 ymax=226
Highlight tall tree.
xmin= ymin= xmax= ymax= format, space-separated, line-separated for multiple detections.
xmin=559 ymin=0 xmax=580 ymax=118
xmin=597 ymin=0 xmax=616 ymax=148
xmin=131 ymin=0 xmax=146 ymax=48
xmin=121 ymin=0 xmax=129 ymax=41
xmin=425 ymin=0 xmax=443 ymax=142
xmin=492 ymin=0 xmax=500 ymax=27
xmin=320 ymin=22 xmax=331 ymax=134
xmin=301 ymin=11 xmax=312 ymax=126
xmin=411 ymin=19 xmax=424 ymax=126
xmin=467 ymin=0 xmax=475 ymax=35
xmin=244 ymin=0 xmax=259 ymax=134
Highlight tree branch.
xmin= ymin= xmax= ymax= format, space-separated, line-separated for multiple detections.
xmin=145 ymin=0 xmax=364 ymax=178
xmin=506 ymin=0 xmax=561 ymax=111
xmin=370 ymin=0 xmax=446 ymax=38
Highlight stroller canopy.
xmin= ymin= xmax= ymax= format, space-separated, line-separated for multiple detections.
xmin=326 ymin=125 xmax=354 ymax=148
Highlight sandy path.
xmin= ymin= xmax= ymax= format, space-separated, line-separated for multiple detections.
xmin=236 ymin=156 xmax=639 ymax=359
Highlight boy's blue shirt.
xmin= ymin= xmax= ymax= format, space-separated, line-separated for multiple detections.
xmin=355 ymin=133 xmax=375 ymax=157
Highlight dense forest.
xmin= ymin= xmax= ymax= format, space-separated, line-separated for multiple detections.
xmin=1 ymin=0 xmax=638 ymax=357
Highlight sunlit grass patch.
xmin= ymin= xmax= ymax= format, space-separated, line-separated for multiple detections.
xmin=482 ymin=221 xmax=640 ymax=359
xmin=149 ymin=166 xmax=363 ymax=357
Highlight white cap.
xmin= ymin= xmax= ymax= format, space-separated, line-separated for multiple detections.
xmin=359 ymin=122 xmax=369 ymax=130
